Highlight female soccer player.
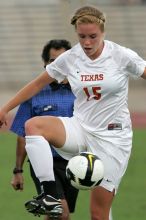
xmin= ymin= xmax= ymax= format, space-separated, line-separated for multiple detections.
xmin=0 ymin=5 xmax=146 ymax=220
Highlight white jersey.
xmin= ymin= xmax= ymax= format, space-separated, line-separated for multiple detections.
xmin=46 ymin=40 xmax=145 ymax=136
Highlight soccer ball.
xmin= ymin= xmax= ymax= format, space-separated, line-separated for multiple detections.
xmin=66 ymin=152 xmax=104 ymax=190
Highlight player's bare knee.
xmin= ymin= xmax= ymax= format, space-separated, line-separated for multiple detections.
xmin=25 ymin=117 xmax=41 ymax=135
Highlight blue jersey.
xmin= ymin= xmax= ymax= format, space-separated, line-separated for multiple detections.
xmin=10 ymin=83 xmax=75 ymax=157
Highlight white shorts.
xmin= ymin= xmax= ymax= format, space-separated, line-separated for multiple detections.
xmin=55 ymin=116 xmax=132 ymax=192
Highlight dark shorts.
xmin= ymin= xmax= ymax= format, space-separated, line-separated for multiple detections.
xmin=29 ymin=157 xmax=79 ymax=213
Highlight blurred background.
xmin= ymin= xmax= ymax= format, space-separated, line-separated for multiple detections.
xmin=0 ymin=1 xmax=146 ymax=220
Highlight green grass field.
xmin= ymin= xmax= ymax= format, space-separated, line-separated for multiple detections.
xmin=0 ymin=130 xmax=146 ymax=220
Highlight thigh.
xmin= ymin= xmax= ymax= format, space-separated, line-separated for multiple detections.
xmin=26 ymin=115 xmax=67 ymax=148
xmin=55 ymin=116 xmax=86 ymax=160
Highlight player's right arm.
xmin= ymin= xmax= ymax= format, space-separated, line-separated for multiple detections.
xmin=0 ymin=71 xmax=54 ymax=127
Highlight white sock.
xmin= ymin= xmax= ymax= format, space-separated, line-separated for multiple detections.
xmin=25 ymin=135 xmax=55 ymax=182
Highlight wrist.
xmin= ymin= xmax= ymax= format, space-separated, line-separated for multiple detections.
xmin=13 ymin=167 xmax=23 ymax=174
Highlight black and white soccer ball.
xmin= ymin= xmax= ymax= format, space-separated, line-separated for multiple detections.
xmin=66 ymin=152 xmax=104 ymax=190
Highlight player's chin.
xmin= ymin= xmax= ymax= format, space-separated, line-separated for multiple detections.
xmin=84 ymin=49 xmax=95 ymax=58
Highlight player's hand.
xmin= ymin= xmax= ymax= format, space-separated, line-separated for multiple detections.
xmin=0 ymin=108 xmax=7 ymax=128
xmin=11 ymin=174 xmax=24 ymax=191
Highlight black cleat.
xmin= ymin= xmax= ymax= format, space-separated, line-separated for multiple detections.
xmin=25 ymin=193 xmax=45 ymax=216
xmin=25 ymin=194 xmax=62 ymax=219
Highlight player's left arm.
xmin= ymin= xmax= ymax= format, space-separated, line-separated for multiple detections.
xmin=11 ymin=136 xmax=26 ymax=191
xmin=10 ymin=101 xmax=32 ymax=191
xmin=141 ymin=67 xmax=146 ymax=79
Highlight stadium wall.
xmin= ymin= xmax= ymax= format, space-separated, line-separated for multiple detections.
xmin=0 ymin=0 xmax=145 ymax=116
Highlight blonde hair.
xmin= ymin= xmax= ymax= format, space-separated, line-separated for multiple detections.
xmin=71 ymin=6 xmax=106 ymax=32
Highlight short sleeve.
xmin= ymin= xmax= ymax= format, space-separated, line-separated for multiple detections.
xmin=122 ymin=48 xmax=146 ymax=78
xmin=46 ymin=51 xmax=69 ymax=83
